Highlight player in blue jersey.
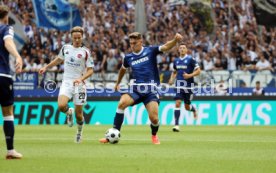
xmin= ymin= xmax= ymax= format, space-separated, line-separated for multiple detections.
xmin=100 ymin=32 xmax=183 ymax=144
xmin=0 ymin=5 xmax=23 ymax=159
xmin=169 ymin=43 xmax=201 ymax=132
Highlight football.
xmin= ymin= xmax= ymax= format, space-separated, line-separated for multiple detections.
xmin=105 ymin=128 xmax=121 ymax=144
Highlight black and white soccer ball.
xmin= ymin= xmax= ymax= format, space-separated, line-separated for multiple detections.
xmin=105 ymin=128 xmax=121 ymax=144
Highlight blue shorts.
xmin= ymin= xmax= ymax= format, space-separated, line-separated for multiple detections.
xmin=121 ymin=85 xmax=160 ymax=106
xmin=174 ymin=88 xmax=193 ymax=105
xmin=0 ymin=76 xmax=14 ymax=107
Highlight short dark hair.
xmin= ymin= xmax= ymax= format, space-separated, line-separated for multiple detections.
xmin=0 ymin=5 xmax=9 ymax=19
xmin=256 ymin=81 xmax=260 ymax=84
xmin=128 ymin=32 xmax=142 ymax=39
xmin=70 ymin=26 xmax=84 ymax=35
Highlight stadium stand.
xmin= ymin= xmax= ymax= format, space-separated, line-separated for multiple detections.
xmin=3 ymin=0 xmax=276 ymax=90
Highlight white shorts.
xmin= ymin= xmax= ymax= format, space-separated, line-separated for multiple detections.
xmin=59 ymin=80 xmax=87 ymax=105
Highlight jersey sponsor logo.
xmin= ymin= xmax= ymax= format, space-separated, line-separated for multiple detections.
xmin=131 ymin=56 xmax=149 ymax=66
xmin=176 ymin=65 xmax=187 ymax=69
xmin=66 ymin=62 xmax=81 ymax=67
xmin=66 ymin=57 xmax=81 ymax=67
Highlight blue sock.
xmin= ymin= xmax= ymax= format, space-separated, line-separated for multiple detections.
xmin=150 ymin=122 xmax=159 ymax=136
xmin=3 ymin=116 xmax=15 ymax=150
xmin=174 ymin=109 xmax=180 ymax=125
xmin=113 ymin=108 xmax=124 ymax=131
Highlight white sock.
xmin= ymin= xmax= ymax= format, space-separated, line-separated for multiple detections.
xmin=116 ymin=108 xmax=124 ymax=114
xmin=66 ymin=108 xmax=73 ymax=115
xmin=8 ymin=149 xmax=15 ymax=153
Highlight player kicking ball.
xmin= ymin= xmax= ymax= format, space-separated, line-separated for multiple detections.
xmin=99 ymin=32 xmax=183 ymax=144
xmin=39 ymin=26 xmax=94 ymax=143
xmin=169 ymin=43 xmax=201 ymax=132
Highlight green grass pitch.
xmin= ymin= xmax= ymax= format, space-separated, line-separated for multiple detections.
xmin=1 ymin=125 xmax=276 ymax=173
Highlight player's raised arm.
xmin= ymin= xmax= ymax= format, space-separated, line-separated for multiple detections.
xmin=160 ymin=33 xmax=183 ymax=52
xmin=39 ymin=56 xmax=63 ymax=74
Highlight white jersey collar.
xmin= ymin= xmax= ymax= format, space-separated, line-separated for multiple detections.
xmin=132 ymin=47 xmax=144 ymax=55
xmin=179 ymin=54 xmax=188 ymax=60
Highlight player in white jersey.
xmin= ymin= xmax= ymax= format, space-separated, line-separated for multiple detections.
xmin=39 ymin=26 xmax=94 ymax=143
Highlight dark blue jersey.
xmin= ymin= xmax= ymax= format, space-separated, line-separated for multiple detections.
xmin=0 ymin=24 xmax=14 ymax=77
xmin=123 ymin=46 xmax=162 ymax=85
xmin=173 ymin=55 xmax=199 ymax=88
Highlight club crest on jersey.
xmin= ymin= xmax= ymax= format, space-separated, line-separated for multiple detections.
xmin=77 ymin=54 xmax=82 ymax=58
xmin=131 ymin=56 xmax=149 ymax=66
xmin=65 ymin=51 xmax=69 ymax=54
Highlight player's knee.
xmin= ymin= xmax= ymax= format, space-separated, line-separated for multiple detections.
xmin=149 ymin=111 xmax=159 ymax=124
xmin=175 ymin=101 xmax=181 ymax=108
xmin=75 ymin=109 xmax=83 ymax=117
xmin=184 ymin=104 xmax=190 ymax=110
xmin=75 ymin=113 xmax=83 ymax=121
xmin=151 ymin=117 xmax=159 ymax=124
xmin=118 ymin=101 xmax=128 ymax=110
xmin=58 ymin=103 xmax=67 ymax=112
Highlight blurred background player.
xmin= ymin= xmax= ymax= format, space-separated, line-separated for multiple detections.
xmin=252 ymin=81 xmax=265 ymax=96
xmin=169 ymin=44 xmax=201 ymax=132
xmin=39 ymin=26 xmax=94 ymax=143
xmin=0 ymin=5 xmax=23 ymax=159
xmin=100 ymin=32 xmax=183 ymax=144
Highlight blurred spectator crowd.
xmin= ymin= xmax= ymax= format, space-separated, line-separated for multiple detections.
xmin=3 ymin=0 xmax=276 ymax=75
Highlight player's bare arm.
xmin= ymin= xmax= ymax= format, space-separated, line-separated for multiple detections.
xmin=73 ymin=67 xmax=94 ymax=85
xmin=169 ymin=71 xmax=177 ymax=85
xmin=183 ymin=67 xmax=201 ymax=79
xmin=39 ymin=57 xmax=63 ymax=74
xmin=4 ymin=37 xmax=23 ymax=74
xmin=160 ymin=33 xmax=183 ymax=52
xmin=114 ymin=67 xmax=127 ymax=91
